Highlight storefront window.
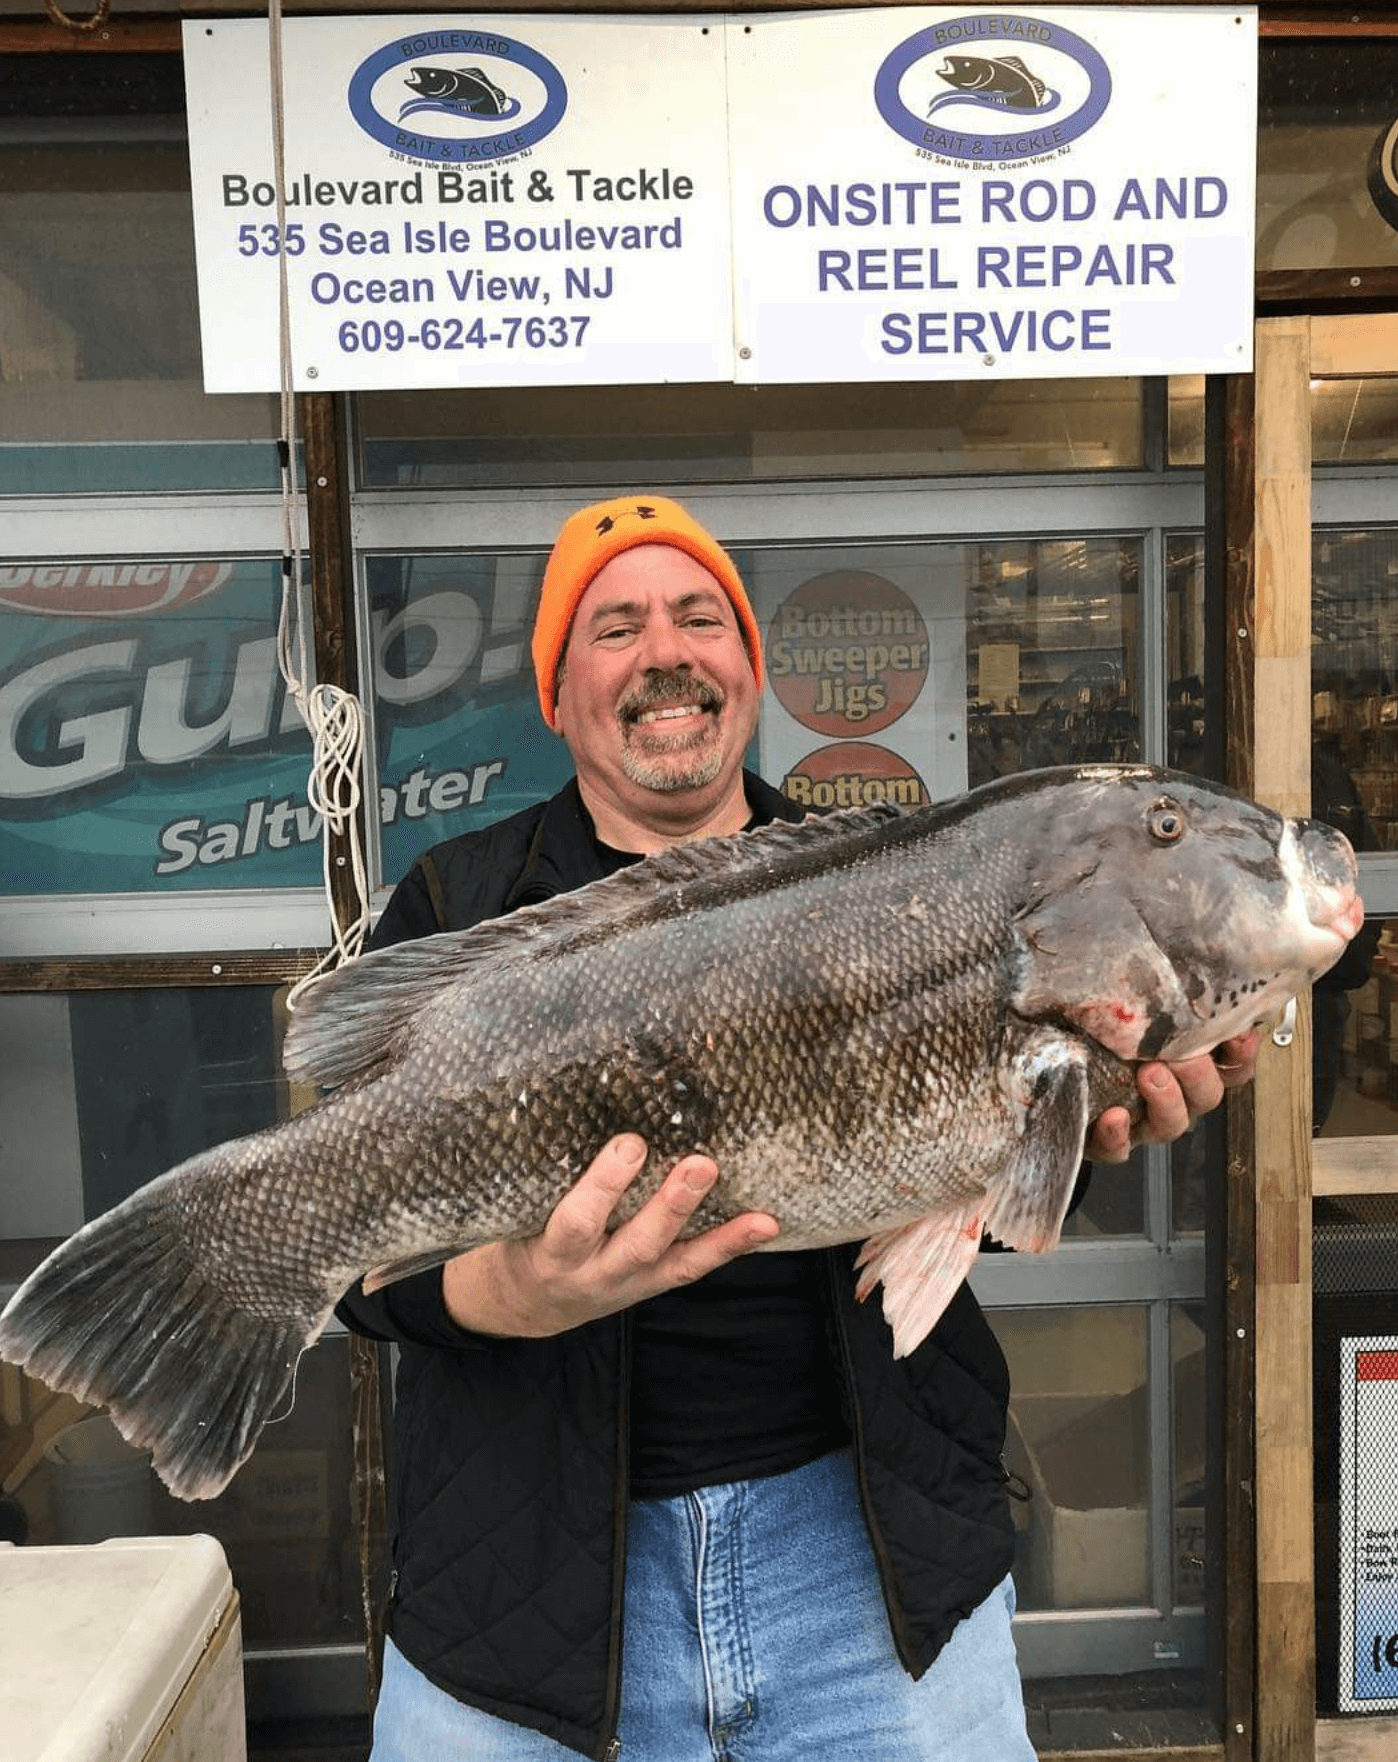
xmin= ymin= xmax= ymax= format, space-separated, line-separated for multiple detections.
xmin=357 ymin=377 xmax=1148 ymax=489
xmin=0 ymin=556 xmax=319 ymax=897
xmin=0 ymin=55 xmax=279 ymax=495
xmin=369 ymin=533 xmax=1147 ymax=874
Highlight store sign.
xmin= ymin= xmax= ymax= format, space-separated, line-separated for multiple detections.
xmin=181 ymin=15 xmax=736 ymax=392
xmin=1338 ymin=1336 xmax=1398 ymax=1713
xmin=183 ymin=7 xmax=1257 ymax=393
xmin=728 ymin=6 xmax=1256 ymax=381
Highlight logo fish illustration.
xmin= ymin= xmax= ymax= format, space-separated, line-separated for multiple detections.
xmin=401 ymin=65 xmax=519 ymax=121
xmin=928 ymin=53 xmax=1056 ymax=117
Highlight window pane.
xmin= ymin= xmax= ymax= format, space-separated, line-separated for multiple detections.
xmin=1065 ymin=1149 xmax=1146 ymax=1241
xmin=1311 ymin=520 xmax=1390 ymax=1140
xmin=963 ymin=536 xmax=1141 ymax=783
xmin=357 ymin=378 xmax=1146 ymax=490
xmin=1312 ymin=381 xmax=1398 ymax=466
xmin=1167 ymin=375 xmax=1204 ymax=469
xmin=4 ymin=1341 xmax=363 ymax=1651
xmin=0 ymin=557 xmax=320 ymax=894
xmin=0 ymin=56 xmax=278 ymax=494
xmin=1316 ymin=917 xmax=1398 ymax=1139
xmin=1173 ymin=1303 xmax=1208 ymax=1610
xmin=1313 ymin=527 xmax=1398 ymax=853
xmin=0 ymin=987 xmax=363 ymax=1649
xmin=1000 ymin=1306 xmax=1151 ymax=1611
xmin=1258 ymin=40 xmax=1398 ymax=271
xmin=1165 ymin=532 xmax=1210 ymax=775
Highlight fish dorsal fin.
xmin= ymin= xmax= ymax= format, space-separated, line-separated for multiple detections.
xmin=997 ymin=55 xmax=1033 ymax=74
xmin=282 ymin=801 xmax=909 ymax=1091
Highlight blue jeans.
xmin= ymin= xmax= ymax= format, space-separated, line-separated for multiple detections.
xmin=370 ymin=1448 xmax=1036 ymax=1760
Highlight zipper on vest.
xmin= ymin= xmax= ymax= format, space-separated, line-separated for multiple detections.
xmin=599 ymin=1315 xmax=632 ymax=1755
xmin=826 ymin=1255 xmax=919 ymax=1674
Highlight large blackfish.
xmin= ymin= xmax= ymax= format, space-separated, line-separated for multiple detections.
xmin=0 ymin=766 xmax=1363 ymax=1499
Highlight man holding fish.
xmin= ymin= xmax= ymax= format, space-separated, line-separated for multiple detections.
xmin=342 ymin=495 xmax=1262 ymax=1761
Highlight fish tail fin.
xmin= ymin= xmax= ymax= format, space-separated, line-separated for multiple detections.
xmin=0 ymin=1168 xmax=325 ymax=1501
xmin=855 ymin=1206 xmax=986 ymax=1358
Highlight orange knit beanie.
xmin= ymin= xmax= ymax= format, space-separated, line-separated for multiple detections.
xmin=531 ymin=495 xmax=764 ymax=728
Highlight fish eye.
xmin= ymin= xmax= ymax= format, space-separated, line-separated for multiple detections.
xmin=1148 ymin=799 xmax=1186 ymax=843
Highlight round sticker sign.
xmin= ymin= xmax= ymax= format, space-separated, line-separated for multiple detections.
xmin=766 ymin=571 xmax=929 ymax=738
xmin=780 ymin=741 xmax=930 ymax=813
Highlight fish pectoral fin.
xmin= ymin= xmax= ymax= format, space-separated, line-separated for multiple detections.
xmin=854 ymin=1037 xmax=1091 ymax=1360
xmin=361 ymin=1244 xmax=476 ymax=1294
xmin=981 ymin=1033 xmax=1092 ymax=1255
xmin=855 ymin=1206 xmax=986 ymax=1360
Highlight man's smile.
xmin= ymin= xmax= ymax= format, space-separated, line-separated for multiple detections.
xmin=633 ymin=701 xmax=711 ymax=727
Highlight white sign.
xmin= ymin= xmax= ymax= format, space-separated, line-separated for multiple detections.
xmin=182 ymin=15 xmax=735 ymax=391
xmin=727 ymin=6 xmax=1257 ymax=381
xmin=183 ymin=8 xmax=1257 ymax=392
xmin=1338 ymin=1336 xmax=1398 ymax=1713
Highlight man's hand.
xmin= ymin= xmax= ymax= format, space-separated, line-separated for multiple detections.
xmin=440 ymin=1133 xmax=780 ymax=1337
xmin=1086 ymin=1028 xmax=1262 ymax=1165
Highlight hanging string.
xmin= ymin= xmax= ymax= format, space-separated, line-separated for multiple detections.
xmin=43 ymin=0 xmax=111 ymax=32
xmin=266 ymin=0 xmax=373 ymax=1005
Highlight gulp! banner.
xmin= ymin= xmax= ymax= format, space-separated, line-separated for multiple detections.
xmin=182 ymin=7 xmax=1257 ymax=392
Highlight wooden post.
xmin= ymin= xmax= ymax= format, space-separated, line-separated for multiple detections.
xmin=1251 ymin=315 xmax=1316 ymax=1762
xmin=1217 ymin=365 xmax=1258 ymax=1762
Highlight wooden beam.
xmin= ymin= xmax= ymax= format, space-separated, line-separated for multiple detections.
xmin=1216 ymin=366 xmax=1258 ymax=1762
xmin=1257 ymin=270 xmax=1398 ymax=319
xmin=1309 ymin=314 xmax=1398 ymax=379
xmin=1251 ymin=315 xmax=1317 ymax=1762
xmin=0 ymin=18 xmax=182 ymax=50
xmin=1317 ymin=1716 xmax=1398 ymax=1760
xmin=0 ymin=952 xmax=321 ymax=992
xmin=301 ymin=391 xmax=367 ymax=943
xmin=1313 ymin=1136 xmax=1398 ymax=1197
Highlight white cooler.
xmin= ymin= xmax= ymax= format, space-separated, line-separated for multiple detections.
xmin=0 ymin=1534 xmax=245 ymax=1762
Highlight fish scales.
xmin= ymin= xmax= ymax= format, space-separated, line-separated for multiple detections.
xmin=0 ymin=765 xmax=1363 ymax=1499
xmin=309 ymin=804 xmax=1040 ymax=1254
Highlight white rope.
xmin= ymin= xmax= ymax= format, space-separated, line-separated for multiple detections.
xmin=267 ymin=0 xmax=372 ymax=1007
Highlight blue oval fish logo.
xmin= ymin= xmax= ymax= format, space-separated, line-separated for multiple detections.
xmin=348 ymin=32 xmax=567 ymax=164
xmin=875 ymin=15 xmax=1109 ymax=163
xmin=401 ymin=65 xmax=521 ymax=123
